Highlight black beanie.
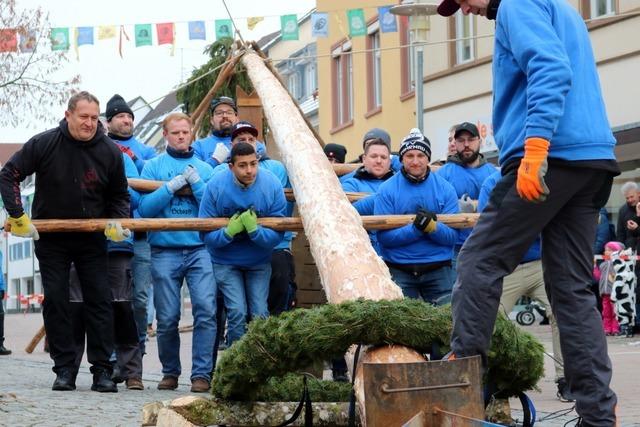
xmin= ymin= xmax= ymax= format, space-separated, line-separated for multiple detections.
xmin=106 ymin=94 xmax=134 ymax=121
xmin=399 ymin=128 xmax=431 ymax=161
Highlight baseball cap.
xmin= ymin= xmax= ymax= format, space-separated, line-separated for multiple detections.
xmin=454 ymin=122 xmax=480 ymax=139
xmin=210 ymin=96 xmax=237 ymax=113
xmin=231 ymin=121 xmax=259 ymax=139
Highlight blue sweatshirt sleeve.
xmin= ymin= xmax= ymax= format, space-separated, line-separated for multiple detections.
xmin=375 ymin=188 xmax=423 ymax=247
xmin=198 ymin=181 xmax=234 ymax=249
xmin=137 ymin=161 xmax=175 ymax=218
xmin=353 ymin=194 xmax=375 ymax=216
xmin=478 ymin=172 xmax=500 ymax=212
xmin=248 ymin=180 xmax=286 ymax=249
xmin=501 ymin=0 xmax=572 ymax=141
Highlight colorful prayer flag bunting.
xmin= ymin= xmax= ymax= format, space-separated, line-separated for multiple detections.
xmin=0 ymin=29 xmax=18 ymax=53
xmin=134 ymin=24 xmax=152 ymax=47
xmin=156 ymin=23 xmax=174 ymax=45
xmin=98 ymin=26 xmax=117 ymax=40
xmin=76 ymin=27 xmax=94 ymax=46
xmin=347 ymin=9 xmax=367 ymax=37
xmin=50 ymin=27 xmax=70 ymax=51
xmin=280 ymin=14 xmax=299 ymax=41
xmin=188 ymin=21 xmax=206 ymax=40
xmin=378 ymin=6 xmax=398 ymax=33
xmin=247 ymin=17 xmax=264 ymax=31
xmin=215 ymin=19 xmax=233 ymax=40
xmin=18 ymin=30 xmax=37 ymax=53
xmin=311 ymin=12 xmax=329 ymax=38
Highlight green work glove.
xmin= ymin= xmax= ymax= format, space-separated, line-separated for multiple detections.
xmin=240 ymin=208 xmax=258 ymax=234
xmin=224 ymin=212 xmax=244 ymax=238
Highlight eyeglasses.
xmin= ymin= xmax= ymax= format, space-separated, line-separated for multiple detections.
xmin=455 ymin=136 xmax=479 ymax=144
xmin=213 ymin=110 xmax=236 ymax=117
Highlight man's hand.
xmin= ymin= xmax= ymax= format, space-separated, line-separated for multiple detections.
xmin=104 ymin=221 xmax=131 ymax=242
xmin=224 ymin=213 xmax=245 ymax=238
xmin=6 ymin=213 xmax=39 ymax=240
xmin=182 ymin=165 xmax=201 ymax=185
xmin=628 ymin=220 xmax=639 ymax=231
xmin=414 ymin=208 xmax=437 ymax=233
xmin=166 ymin=175 xmax=188 ymax=194
xmin=458 ymin=194 xmax=477 ymax=213
xmin=517 ymin=137 xmax=550 ymax=202
xmin=212 ymin=143 xmax=230 ymax=164
xmin=240 ymin=208 xmax=259 ymax=234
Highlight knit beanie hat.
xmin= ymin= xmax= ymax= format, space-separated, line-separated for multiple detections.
xmin=362 ymin=128 xmax=391 ymax=150
xmin=399 ymin=128 xmax=431 ymax=160
xmin=604 ymin=241 xmax=624 ymax=252
xmin=106 ymin=94 xmax=134 ymax=121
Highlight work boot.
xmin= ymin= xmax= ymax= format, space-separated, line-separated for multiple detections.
xmin=111 ymin=364 xmax=125 ymax=384
xmin=0 ymin=345 xmax=11 ymax=355
xmin=52 ymin=370 xmax=76 ymax=391
xmin=126 ymin=378 xmax=144 ymax=390
xmin=157 ymin=375 xmax=179 ymax=390
xmin=556 ymin=377 xmax=575 ymax=402
xmin=190 ymin=378 xmax=210 ymax=393
xmin=91 ymin=370 xmax=118 ymax=393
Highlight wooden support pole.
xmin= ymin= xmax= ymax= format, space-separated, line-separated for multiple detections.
xmin=29 ymin=214 xmax=478 ymax=233
xmin=25 ymin=325 xmax=46 ymax=354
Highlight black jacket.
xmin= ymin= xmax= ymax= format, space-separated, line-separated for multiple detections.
xmin=616 ymin=203 xmax=640 ymax=251
xmin=0 ymin=119 xmax=130 ymax=220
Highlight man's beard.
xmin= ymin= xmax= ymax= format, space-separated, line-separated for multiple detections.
xmin=215 ymin=122 xmax=233 ymax=137
xmin=458 ymin=149 xmax=480 ymax=164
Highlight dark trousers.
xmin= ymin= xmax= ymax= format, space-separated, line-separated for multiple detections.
xmin=70 ymin=253 xmax=142 ymax=379
xmin=269 ymin=249 xmax=295 ymax=315
xmin=35 ymin=233 xmax=114 ymax=375
xmin=0 ymin=291 xmax=5 ymax=346
xmin=451 ymin=166 xmax=617 ymax=425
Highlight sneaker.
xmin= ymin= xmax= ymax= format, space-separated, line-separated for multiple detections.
xmin=126 ymin=378 xmax=144 ymax=390
xmin=52 ymin=370 xmax=76 ymax=391
xmin=91 ymin=370 xmax=118 ymax=393
xmin=158 ymin=375 xmax=179 ymax=390
xmin=190 ymin=377 xmax=210 ymax=393
xmin=556 ymin=377 xmax=575 ymax=402
xmin=0 ymin=345 xmax=11 ymax=355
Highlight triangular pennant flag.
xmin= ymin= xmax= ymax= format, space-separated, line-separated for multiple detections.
xmin=247 ymin=17 xmax=264 ymax=31
xmin=281 ymin=14 xmax=299 ymax=41
xmin=18 ymin=30 xmax=37 ymax=53
xmin=311 ymin=12 xmax=329 ymax=38
xmin=0 ymin=29 xmax=18 ymax=53
xmin=215 ymin=19 xmax=233 ymax=40
xmin=347 ymin=9 xmax=367 ymax=37
xmin=76 ymin=27 xmax=94 ymax=46
xmin=378 ymin=6 xmax=398 ymax=33
xmin=135 ymin=24 xmax=152 ymax=47
xmin=50 ymin=27 xmax=70 ymax=51
xmin=98 ymin=26 xmax=117 ymax=40
xmin=156 ymin=22 xmax=174 ymax=45
xmin=188 ymin=21 xmax=206 ymax=40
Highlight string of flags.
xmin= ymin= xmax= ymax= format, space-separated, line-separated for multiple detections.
xmin=0 ymin=7 xmax=401 ymax=55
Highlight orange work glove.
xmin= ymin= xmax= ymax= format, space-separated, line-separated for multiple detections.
xmin=517 ymin=137 xmax=550 ymax=203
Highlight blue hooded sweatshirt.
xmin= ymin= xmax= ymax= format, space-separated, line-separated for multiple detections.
xmin=375 ymin=170 xmax=459 ymax=264
xmin=109 ymin=135 xmax=156 ymax=173
xmin=436 ymin=156 xmax=497 ymax=247
xmin=199 ymin=168 xmax=286 ymax=267
xmin=492 ymin=0 xmax=616 ymax=167
xmin=138 ymin=147 xmax=214 ymax=248
xmin=193 ymin=133 xmax=267 ymax=169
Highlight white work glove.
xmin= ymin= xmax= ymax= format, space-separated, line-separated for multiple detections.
xmin=182 ymin=165 xmax=201 ymax=185
xmin=458 ymin=194 xmax=477 ymax=213
xmin=211 ymin=143 xmax=230 ymax=164
xmin=166 ymin=175 xmax=188 ymax=194
xmin=104 ymin=221 xmax=131 ymax=242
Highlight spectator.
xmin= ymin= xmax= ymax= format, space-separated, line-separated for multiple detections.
xmin=138 ymin=112 xmax=216 ymax=393
xmin=594 ymin=207 xmax=615 ymax=256
xmin=199 ymin=142 xmax=286 ymax=344
xmin=374 ymin=129 xmax=459 ymax=304
xmin=342 ymin=128 xmax=401 ymax=183
xmin=436 ymin=122 xmax=497 ymax=271
xmin=323 ymin=143 xmax=347 ymax=164
xmin=594 ymin=241 xmax=624 ymax=336
xmin=106 ymin=93 xmax=157 ymax=356
xmin=439 ymin=0 xmax=620 ymax=423
xmin=0 ymin=91 xmax=130 ymax=392
xmin=616 ymin=182 xmax=639 ymax=251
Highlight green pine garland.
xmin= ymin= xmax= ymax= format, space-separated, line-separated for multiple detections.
xmin=212 ymin=299 xmax=544 ymax=401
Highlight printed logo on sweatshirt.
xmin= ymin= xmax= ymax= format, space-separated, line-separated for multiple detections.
xmin=81 ymin=168 xmax=99 ymax=190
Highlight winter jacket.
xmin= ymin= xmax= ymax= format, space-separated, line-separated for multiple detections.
xmin=616 ymin=203 xmax=640 ymax=251
xmin=108 ymin=134 xmax=156 ymax=173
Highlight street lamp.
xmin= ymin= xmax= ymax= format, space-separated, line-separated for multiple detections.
xmin=390 ymin=0 xmax=439 ymax=134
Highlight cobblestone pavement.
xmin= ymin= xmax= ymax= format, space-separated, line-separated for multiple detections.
xmin=1 ymin=312 xmax=639 ymax=426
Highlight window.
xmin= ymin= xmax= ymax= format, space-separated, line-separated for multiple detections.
xmin=367 ymin=29 xmax=382 ymax=111
xmin=23 ymin=241 xmax=31 ymax=258
xmin=455 ymin=12 xmax=475 ymax=64
xmin=10 ymin=243 xmax=24 ymax=261
xmin=332 ymin=43 xmax=353 ymax=128
xmin=287 ymin=72 xmax=300 ymax=100
xmin=590 ymin=0 xmax=615 ymax=18
xmin=304 ymin=62 xmax=317 ymax=99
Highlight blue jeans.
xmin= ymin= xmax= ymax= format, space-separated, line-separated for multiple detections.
xmin=152 ymin=246 xmax=216 ymax=381
xmin=389 ymin=266 xmax=454 ymax=305
xmin=214 ymin=263 xmax=271 ymax=344
xmin=132 ymin=239 xmax=152 ymax=352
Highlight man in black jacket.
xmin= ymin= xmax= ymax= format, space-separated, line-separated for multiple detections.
xmin=0 ymin=91 xmax=131 ymax=392
xmin=616 ymin=181 xmax=640 ymax=251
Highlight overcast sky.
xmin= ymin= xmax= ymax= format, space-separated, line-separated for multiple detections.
xmin=1 ymin=0 xmax=315 ymax=143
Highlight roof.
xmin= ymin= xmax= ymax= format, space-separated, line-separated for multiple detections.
xmin=260 ymin=8 xmax=316 ymax=52
xmin=134 ymin=92 xmax=179 ymax=130
xmin=0 ymin=143 xmax=24 ymax=166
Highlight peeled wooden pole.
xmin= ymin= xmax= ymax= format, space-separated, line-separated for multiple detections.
xmin=241 ymin=49 xmax=425 ymax=421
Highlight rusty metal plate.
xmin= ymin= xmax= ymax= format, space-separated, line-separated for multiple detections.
xmin=363 ymin=355 xmax=485 ymax=427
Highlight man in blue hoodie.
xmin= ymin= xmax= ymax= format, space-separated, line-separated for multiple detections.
xmin=138 ymin=112 xmax=216 ymax=393
xmin=374 ymin=129 xmax=459 ymax=304
xmin=199 ymin=142 xmax=286 ymax=344
xmin=438 ymin=0 xmax=619 ymax=423
xmin=106 ymin=94 xmax=158 ymax=356
xmin=435 ymin=122 xmax=497 ymax=271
